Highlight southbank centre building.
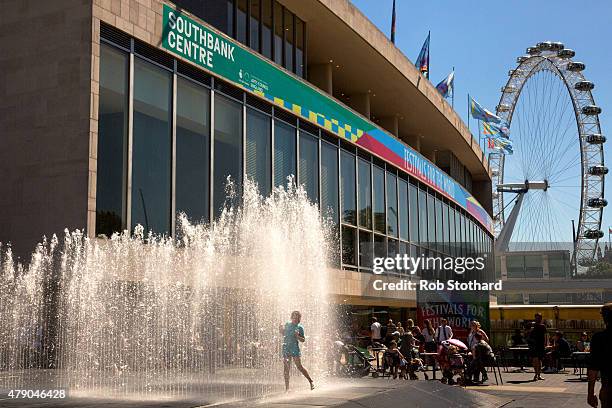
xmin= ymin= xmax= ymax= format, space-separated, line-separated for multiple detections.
xmin=0 ymin=0 xmax=495 ymax=332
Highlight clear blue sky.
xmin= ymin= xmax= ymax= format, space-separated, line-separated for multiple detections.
xmin=352 ymin=0 xmax=612 ymax=243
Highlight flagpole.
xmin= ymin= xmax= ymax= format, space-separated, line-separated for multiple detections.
xmin=467 ymin=93 xmax=470 ymax=131
xmin=478 ymin=120 xmax=482 ymax=149
xmin=427 ymin=30 xmax=430 ymax=79
xmin=451 ymin=67 xmax=455 ymax=109
xmin=390 ymin=0 xmax=396 ymax=44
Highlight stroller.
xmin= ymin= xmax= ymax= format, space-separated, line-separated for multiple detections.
xmin=330 ymin=340 xmax=373 ymax=378
xmin=437 ymin=342 xmax=466 ymax=385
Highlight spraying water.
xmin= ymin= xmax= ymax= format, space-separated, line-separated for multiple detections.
xmin=0 ymin=180 xmax=333 ymax=404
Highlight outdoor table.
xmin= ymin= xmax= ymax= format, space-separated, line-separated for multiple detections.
xmin=420 ymin=352 xmax=438 ymax=380
xmin=508 ymin=347 xmax=530 ymax=372
xmin=572 ymin=351 xmax=590 ymax=380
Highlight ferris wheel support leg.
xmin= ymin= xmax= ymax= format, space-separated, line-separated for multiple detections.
xmin=494 ymin=192 xmax=526 ymax=253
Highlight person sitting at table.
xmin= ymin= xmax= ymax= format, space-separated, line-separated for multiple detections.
xmin=466 ymin=332 xmax=494 ymax=384
xmin=576 ymin=332 xmax=589 ymax=352
xmin=511 ymin=328 xmax=525 ymax=347
xmin=544 ymin=331 xmax=571 ymax=373
xmin=384 ymin=340 xmax=406 ymax=379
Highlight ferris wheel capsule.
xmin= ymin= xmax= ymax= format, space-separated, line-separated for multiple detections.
xmin=582 ymin=105 xmax=602 ymax=115
xmin=586 ymin=134 xmax=606 ymax=144
xmin=526 ymin=47 xmax=541 ymax=56
xmin=587 ymin=198 xmax=608 ymax=208
xmin=588 ymin=165 xmax=608 ymax=176
xmin=536 ymin=41 xmax=553 ymax=51
xmin=567 ymin=62 xmax=586 ymax=72
xmin=502 ymin=85 xmax=517 ymax=93
xmin=558 ymin=49 xmax=576 ymax=59
xmin=517 ymin=56 xmax=529 ymax=64
xmin=550 ymin=42 xmax=565 ymax=51
xmin=497 ymin=104 xmax=511 ymax=112
xmin=575 ymin=81 xmax=594 ymax=91
xmin=584 ymin=230 xmax=604 ymax=239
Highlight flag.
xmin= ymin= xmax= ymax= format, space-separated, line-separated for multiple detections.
xmin=488 ymin=137 xmax=514 ymax=155
xmin=608 ymin=227 xmax=612 ymax=234
xmin=482 ymin=120 xmax=510 ymax=138
xmin=391 ymin=0 xmax=396 ymax=44
xmin=470 ymin=96 xmax=502 ymax=124
xmin=435 ymin=70 xmax=454 ymax=99
xmin=415 ymin=32 xmax=430 ymax=79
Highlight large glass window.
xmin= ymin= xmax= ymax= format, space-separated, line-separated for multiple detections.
xmin=236 ymin=0 xmax=247 ymax=45
xmin=340 ymin=150 xmax=356 ymax=225
xmin=427 ymin=194 xmax=435 ymax=249
xmin=96 ymin=45 xmax=128 ymax=237
xmin=261 ymin=0 xmax=273 ymax=59
xmin=174 ymin=0 xmax=233 ymax=37
xmin=299 ymin=131 xmax=319 ymax=202
xmin=435 ymin=198 xmax=443 ymax=252
xmin=176 ymin=77 xmax=210 ymax=224
xmin=249 ymin=0 xmax=260 ymax=52
xmin=359 ymin=230 xmax=373 ymax=269
xmin=373 ymin=166 xmax=385 ymax=233
xmin=441 ymin=203 xmax=449 ymax=254
xmin=374 ymin=234 xmax=387 ymax=260
xmin=398 ymin=179 xmax=408 ymax=241
xmin=246 ymin=108 xmax=271 ymax=196
xmin=449 ymin=207 xmax=456 ymax=256
xmin=549 ymin=253 xmax=569 ymax=278
xmin=418 ymin=189 xmax=427 ymax=245
xmin=358 ymin=159 xmax=372 ymax=229
xmin=132 ymin=59 xmax=172 ymax=235
xmin=295 ymin=17 xmax=305 ymax=77
xmin=387 ymin=172 xmax=398 ymax=237
xmin=283 ymin=8 xmax=294 ymax=72
xmin=274 ymin=120 xmax=296 ymax=187
xmin=321 ymin=141 xmax=338 ymax=223
xmin=525 ymin=255 xmax=543 ymax=278
xmin=213 ymin=94 xmax=242 ymax=218
xmin=273 ymin=2 xmax=283 ymax=65
xmin=342 ymin=226 xmax=357 ymax=266
xmin=409 ymin=184 xmax=418 ymax=242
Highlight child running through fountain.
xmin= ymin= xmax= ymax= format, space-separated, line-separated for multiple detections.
xmin=280 ymin=311 xmax=315 ymax=391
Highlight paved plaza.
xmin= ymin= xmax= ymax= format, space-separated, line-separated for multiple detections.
xmin=0 ymin=367 xmax=596 ymax=408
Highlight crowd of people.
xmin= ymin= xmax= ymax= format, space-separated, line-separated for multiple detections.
xmin=368 ymin=316 xmax=494 ymax=385
xmin=282 ymin=303 xmax=611 ymax=408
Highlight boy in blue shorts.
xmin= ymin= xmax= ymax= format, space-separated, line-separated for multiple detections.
xmin=280 ymin=311 xmax=314 ymax=391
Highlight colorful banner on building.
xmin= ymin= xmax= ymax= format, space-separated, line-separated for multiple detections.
xmin=161 ymin=5 xmax=493 ymax=233
xmin=417 ymin=290 xmax=490 ymax=341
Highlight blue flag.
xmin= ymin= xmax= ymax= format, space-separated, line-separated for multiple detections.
xmin=435 ymin=70 xmax=454 ymax=98
xmin=415 ymin=32 xmax=430 ymax=79
xmin=482 ymin=120 xmax=510 ymax=138
xmin=470 ymin=96 xmax=502 ymax=124
xmin=488 ymin=136 xmax=514 ymax=155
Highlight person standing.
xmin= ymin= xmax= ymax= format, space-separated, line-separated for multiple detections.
xmin=280 ymin=311 xmax=314 ymax=391
xmin=422 ymin=319 xmax=436 ymax=352
xmin=370 ymin=317 xmax=382 ymax=346
xmin=528 ymin=313 xmax=547 ymax=381
xmin=467 ymin=320 xmax=489 ymax=350
xmin=435 ymin=318 xmax=453 ymax=344
xmin=587 ymin=302 xmax=612 ymax=408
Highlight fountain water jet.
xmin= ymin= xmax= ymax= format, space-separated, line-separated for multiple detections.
xmin=0 ymin=180 xmax=333 ymax=403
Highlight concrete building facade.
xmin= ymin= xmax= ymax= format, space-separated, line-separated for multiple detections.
xmin=0 ymin=0 xmax=495 ymax=321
